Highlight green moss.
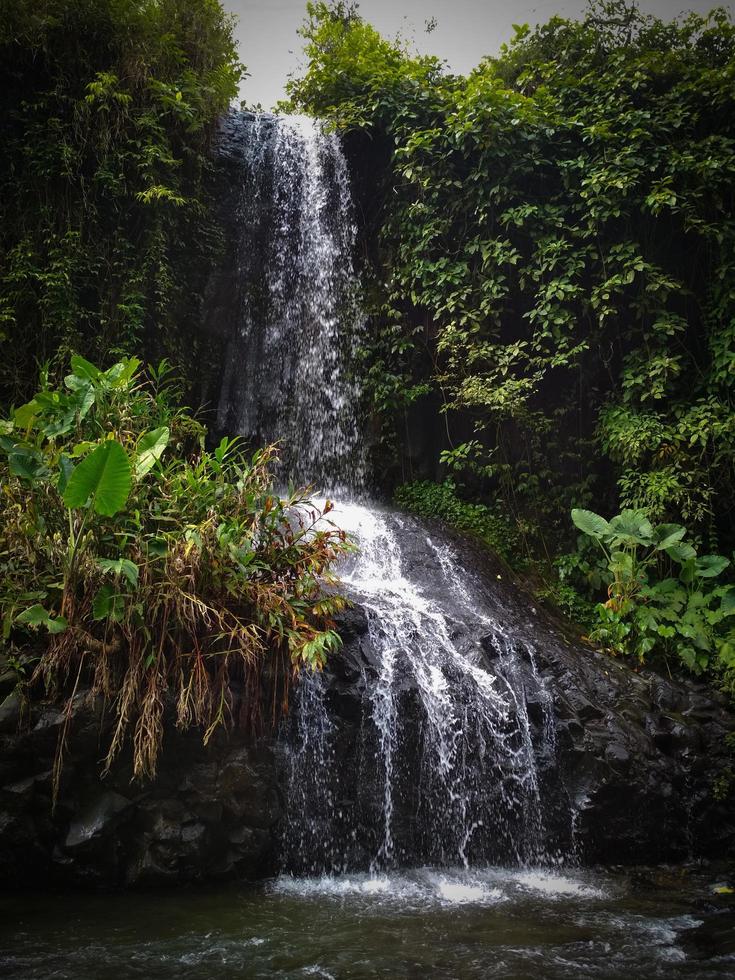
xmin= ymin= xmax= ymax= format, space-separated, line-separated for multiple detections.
xmin=394 ymin=479 xmax=523 ymax=567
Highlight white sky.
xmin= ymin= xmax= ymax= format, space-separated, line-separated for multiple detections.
xmin=222 ymin=0 xmax=733 ymax=108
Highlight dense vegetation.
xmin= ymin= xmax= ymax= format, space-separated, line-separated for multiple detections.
xmin=570 ymin=507 xmax=735 ymax=676
xmin=285 ymin=1 xmax=735 ymax=685
xmin=2 ymin=0 xmax=735 ymax=777
xmin=0 ymin=1 xmax=356 ymax=783
xmin=0 ymin=0 xmax=242 ymax=404
xmin=0 ymin=355 xmax=349 ymax=788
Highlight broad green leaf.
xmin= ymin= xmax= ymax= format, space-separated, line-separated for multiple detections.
xmin=119 ymin=558 xmax=138 ymax=588
xmin=15 ymin=604 xmax=68 ymax=633
xmin=57 ymin=454 xmax=75 ymax=494
xmin=99 ymin=557 xmax=139 ymax=588
xmin=104 ymin=357 xmax=141 ymax=389
xmin=92 ymin=584 xmax=125 ymax=622
xmin=46 ymin=616 xmax=70 ymax=634
xmin=720 ymin=588 xmax=735 ymax=616
xmin=652 ymin=523 xmax=686 ymax=550
xmin=666 ymin=541 xmax=697 ymax=564
xmin=13 ymin=399 xmax=41 ymax=431
xmin=694 ymin=554 xmax=730 ymax=579
xmin=63 ymin=439 xmax=131 ymax=516
xmin=43 ymin=408 xmax=77 ymax=439
xmin=608 ymin=510 xmax=654 ymax=546
xmin=15 ymin=604 xmax=51 ymax=626
xmin=7 ymin=444 xmax=47 ymax=483
xmin=69 ymin=355 xmax=101 ymax=382
xmin=71 ymin=440 xmax=97 ymax=458
xmin=609 ymin=550 xmax=634 ymax=578
xmin=571 ymin=508 xmax=610 ymax=539
xmin=135 ymin=426 xmax=169 ymax=477
xmin=646 ymin=577 xmax=682 ymax=597
xmin=64 ymin=377 xmax=96 ymax=420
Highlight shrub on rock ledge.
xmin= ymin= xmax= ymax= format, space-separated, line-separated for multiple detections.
xmin=0 ymin=356 xmax=350 ymax=791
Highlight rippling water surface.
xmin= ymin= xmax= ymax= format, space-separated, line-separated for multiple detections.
xmin=2 ymin=866 xmax=733 ymax=979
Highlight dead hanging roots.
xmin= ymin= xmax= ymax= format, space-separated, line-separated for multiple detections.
xmin=39 ymin=587 xmax=305 ymax=806
xmin=2 ymin=358 xmax=351 ymax=808
xmin=36 ymin=514 xmax=348 ymax=806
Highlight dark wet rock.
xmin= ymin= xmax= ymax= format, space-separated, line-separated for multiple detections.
xmin=1 ymin=518 xmax=734 ymax=887
xmin=306 ymin=519 xmax=735 ymax=869
xmin=0 ymin=690 xmax=283 ymax=889
xmin=680 ymin=909 xmax=735 ymax=959
xmin=65 ymin=791 xmax=132 ymax=849
xmin=0 ymin=670 xmax=18 ymax=700
xmin=0 ymin=691 xmax=22 ymax=733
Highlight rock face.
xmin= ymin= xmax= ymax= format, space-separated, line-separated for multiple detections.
xmin=282 ymin=522 xmax=735 ymax=871
xmin=0 ymin=694 xmax=282 ymax=889
xmin=1 ymin=519 xmax=734 ymax=888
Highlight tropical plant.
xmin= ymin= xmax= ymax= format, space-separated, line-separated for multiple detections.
xmin=0 ymin=0 xmax=243 ymax=404
xmin=0 ymin=356 xmax=351 ymax=791
xmin=571 ymin=507 xmax=735 ymax=674
xmin=286 ymin=1 xmax=735 ymax=559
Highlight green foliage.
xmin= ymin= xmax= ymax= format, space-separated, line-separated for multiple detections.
xmin=713 ymin=766 xmax=734 ymax=801
xmin=283 ymin=1 xmax=445 ymax=126
xmin=62 ymin=440 xmax=132 ymax=516
xmin=535 ymin=581 xmax=596 ymax=632
xmin=0 ymin=357 xmax=351 ymax=784
xmin=394 ymin=479 xmax=522 ymax=565
xmin=571 ymin=507 xmax=735 ymax=675
xmin=0 ymin=0 xmax=243 ymax=403
xmin=287 ymin=1 xmax=735 ymax=555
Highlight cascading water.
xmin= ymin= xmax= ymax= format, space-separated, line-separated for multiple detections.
xmin=216 ymin=113 xmax=366 ymax=493
xmin=312 ymin=505 xmax=563 ymax=862
xmin=281 ymin=502 xmax=568 ymax=874
xmin=218 ymin=112 xmax=571 ymax=875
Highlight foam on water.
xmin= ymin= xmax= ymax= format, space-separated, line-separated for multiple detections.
xmin=269 ymin=867 xmax=605 ymax=908
xmin=271 ymin=869 xmax=506 ymax=907
xmin=4 ymin=868 xmax=733 ymax=980
xmin=510 ymin=870 xmax=608 ymax=900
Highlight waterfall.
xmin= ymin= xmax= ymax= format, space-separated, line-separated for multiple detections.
xmin=218 ymin=112 xmax=570 ymax=873
xmin=281 ymin=502 xmax=567 ymax=872
xmin=217 ymin=113 xmax=366 ymax=494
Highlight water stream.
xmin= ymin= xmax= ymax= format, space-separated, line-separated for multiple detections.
xmin=217 ymin=113 xmax=365 ymax=493
xmin=280 ymin=502 xmax=566 ymax=873
xmin=3 ymin=866 xmax=733 ymax=980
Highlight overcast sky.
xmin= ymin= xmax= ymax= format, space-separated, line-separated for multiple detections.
xmin=222 ymin=0 xmax=733 ymax=108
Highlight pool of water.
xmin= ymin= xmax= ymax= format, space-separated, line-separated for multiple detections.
xmin=2 ymin=865 xmax=733 ymax=979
